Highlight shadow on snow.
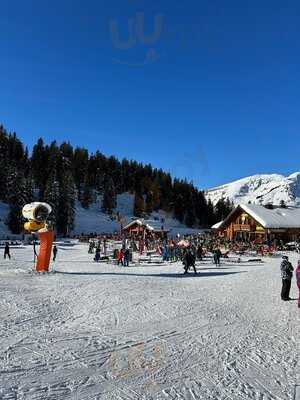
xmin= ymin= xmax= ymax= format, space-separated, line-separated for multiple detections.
xmin=54 ymin=270 xmax=246 ymax=278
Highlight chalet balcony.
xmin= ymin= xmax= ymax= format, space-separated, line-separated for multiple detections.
xmin=233 ymin=224 xmax=251 ymax=231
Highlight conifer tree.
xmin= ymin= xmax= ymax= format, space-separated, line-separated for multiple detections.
xmin=134 ymin=192 xmax=145 ymax=217
xmin=6 ymin=168 xmax=27 ymax=234
xmin=81 ymin=177 xmax=93 ymax=209
xmin=44 ymin=170 xmax=60 ymax=227
xmin=57 ymin=172 xmax=76 ymax=236
xmin=102 ymin=176 xmax=116 ymax=214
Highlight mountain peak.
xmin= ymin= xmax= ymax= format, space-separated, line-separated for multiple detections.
xmin=205 ymin=172 xmax=300 ymax=206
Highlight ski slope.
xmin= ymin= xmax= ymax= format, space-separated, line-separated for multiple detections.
xmin=0 ymin=245 xmax=298 ymax=399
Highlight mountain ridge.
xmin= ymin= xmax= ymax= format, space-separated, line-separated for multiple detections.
xmin=205 ymin=172 xmax=300 ymax=206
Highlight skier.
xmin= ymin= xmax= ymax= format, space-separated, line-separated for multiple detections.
xmin=296 ymin=260 xmax=300 ymax=308
xmin=183 ymin=248 xmax=197 ymax=275
xmin=4 ymin=242 xmax=10 ymax=259
xmin=124 ymin=248 xmax=130 ymax=267
xmin=52 ymin=245 xmax=58 ymax=261
xmin=88 ymin=241 xmax=94 ymax=254
xmin=280 ymin=256 xmax=294 ymax=301
xmin=94 ymin=247 xmax=101 ymax=262
xmin=213 ymin=248 xmax=221 ymax=266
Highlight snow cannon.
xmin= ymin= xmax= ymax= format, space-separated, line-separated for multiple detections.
xmin=22 ymin=202 xmax=54 ymax=273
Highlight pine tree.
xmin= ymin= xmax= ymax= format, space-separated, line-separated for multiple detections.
xmin=133 ymin=192 xmax=145 ymax=217
xmin=185 ymin=207 xmax=196 ymax=227
xmin=145 ymin=191 xmax=153 ymax=214
xmin=81 ymin=177 xmax=93 ymax=209
xmin=57 ymin=172 xmax=76 ymax=236
xmin=24 ymin=175 xmax=34 ymax=203
xmin=6 ymin=168 xmax=27 ymax=234
xmin=206 ymin=199 xmax=216 ymax=227
xmin=102 ymin=176 xmax=116 ymax=214
xmin=214 ymin=198 xmax=233 ymax=222
xmin=31 ymin=138 xmax=49 ymax=197
xmin=44 ymin=170 xmax=60 ymax=227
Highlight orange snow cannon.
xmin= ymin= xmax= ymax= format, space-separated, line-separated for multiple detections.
xmin=22 ymin=202 xmax=54 ymax=273
xmin=36 ymin=230 xmax=54 ymax=272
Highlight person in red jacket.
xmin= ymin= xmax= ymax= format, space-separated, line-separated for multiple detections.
xmin=117 ymin=249 xmax=124 ymax=266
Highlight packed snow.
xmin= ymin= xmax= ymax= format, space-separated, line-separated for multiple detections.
xmin=0 ymin=244 xmax=298 ymax=399
xmin=206 ymin=172 xmax=300 ymax=206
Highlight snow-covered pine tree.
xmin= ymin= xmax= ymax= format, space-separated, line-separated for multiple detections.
xmin=6 ymin=168 xmax=27 ymax=234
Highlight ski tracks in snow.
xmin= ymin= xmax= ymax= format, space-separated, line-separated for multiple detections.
xmin=0 ymin=246 xmax=298 ymax=399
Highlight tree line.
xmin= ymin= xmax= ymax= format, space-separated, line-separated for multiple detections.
xmin=0 ymin=125 xmax=233 ymax=235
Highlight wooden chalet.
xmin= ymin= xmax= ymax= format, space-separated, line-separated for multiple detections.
xmin=122 ymin=219 xmax=168 ymax=239
xmin=214 ymin=203 xmax=300 ymax=243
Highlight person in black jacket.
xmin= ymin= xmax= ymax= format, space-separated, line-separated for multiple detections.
xmin=123 ymin=248 xmax=130 ymax=267
xmin=213 ymin=248 xmax=221 ymax=266
xmin=183 ymin=248 xmax=197 ymax=275
xmin=280 ymin=256 xmax=294 ymax=301
xmin=52 ymin=245 xmax=58 ymax=261
xmin=4 ymin=242 xmax=10 ymax=259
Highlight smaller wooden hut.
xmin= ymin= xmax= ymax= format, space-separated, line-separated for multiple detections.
xmin=122 ymin=219 xmax=168 ymax=239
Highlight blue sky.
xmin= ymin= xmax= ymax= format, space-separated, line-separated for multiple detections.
xmin=1 ymin=0 xmax=300 ymax=189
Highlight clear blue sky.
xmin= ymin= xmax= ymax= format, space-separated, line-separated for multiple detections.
xmin=1 ymin=0 xmax=300 ymax=189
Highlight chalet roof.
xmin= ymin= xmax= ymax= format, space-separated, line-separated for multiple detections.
xmin=219 ymin=204 xmax=300 ymax=230
xmin=123 ymin=219 xmax=167 ymax=232
xmin=211 ymin=221 xmax=223 ymax=229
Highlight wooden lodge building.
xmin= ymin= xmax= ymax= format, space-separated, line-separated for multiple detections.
xmin=213 ymin=203 xmax=300 ymax=243
xmin=122 ymin=219 xmax=168 ymax=239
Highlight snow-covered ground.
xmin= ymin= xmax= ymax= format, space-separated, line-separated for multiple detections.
xmin=0 ymin=245 xmax=298 ymax=400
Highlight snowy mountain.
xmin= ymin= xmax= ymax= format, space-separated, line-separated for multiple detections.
xmin=205 ymin=172 xmax=300 ymax=206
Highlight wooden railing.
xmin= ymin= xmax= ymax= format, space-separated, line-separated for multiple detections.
xmin=233 ymin=224 xmax=251 ymax=231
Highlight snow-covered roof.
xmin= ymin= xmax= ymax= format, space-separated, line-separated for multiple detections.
xmin=123 ymin=219 xmax=167 ymax=232
xmin=222 ymin=203 xmax=300 ymax=229
xmin=211 ymin=221 xmax=223 ymax=229
xmin=123 ymin=219 xmax=144 ymax=230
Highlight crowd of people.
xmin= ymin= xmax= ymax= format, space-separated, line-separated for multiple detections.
xmin=3 ymin=233 xmax=300 ymax=307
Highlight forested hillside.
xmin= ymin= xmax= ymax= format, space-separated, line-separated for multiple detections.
xmin=0 ymin=125 xmax=233 ymax=234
